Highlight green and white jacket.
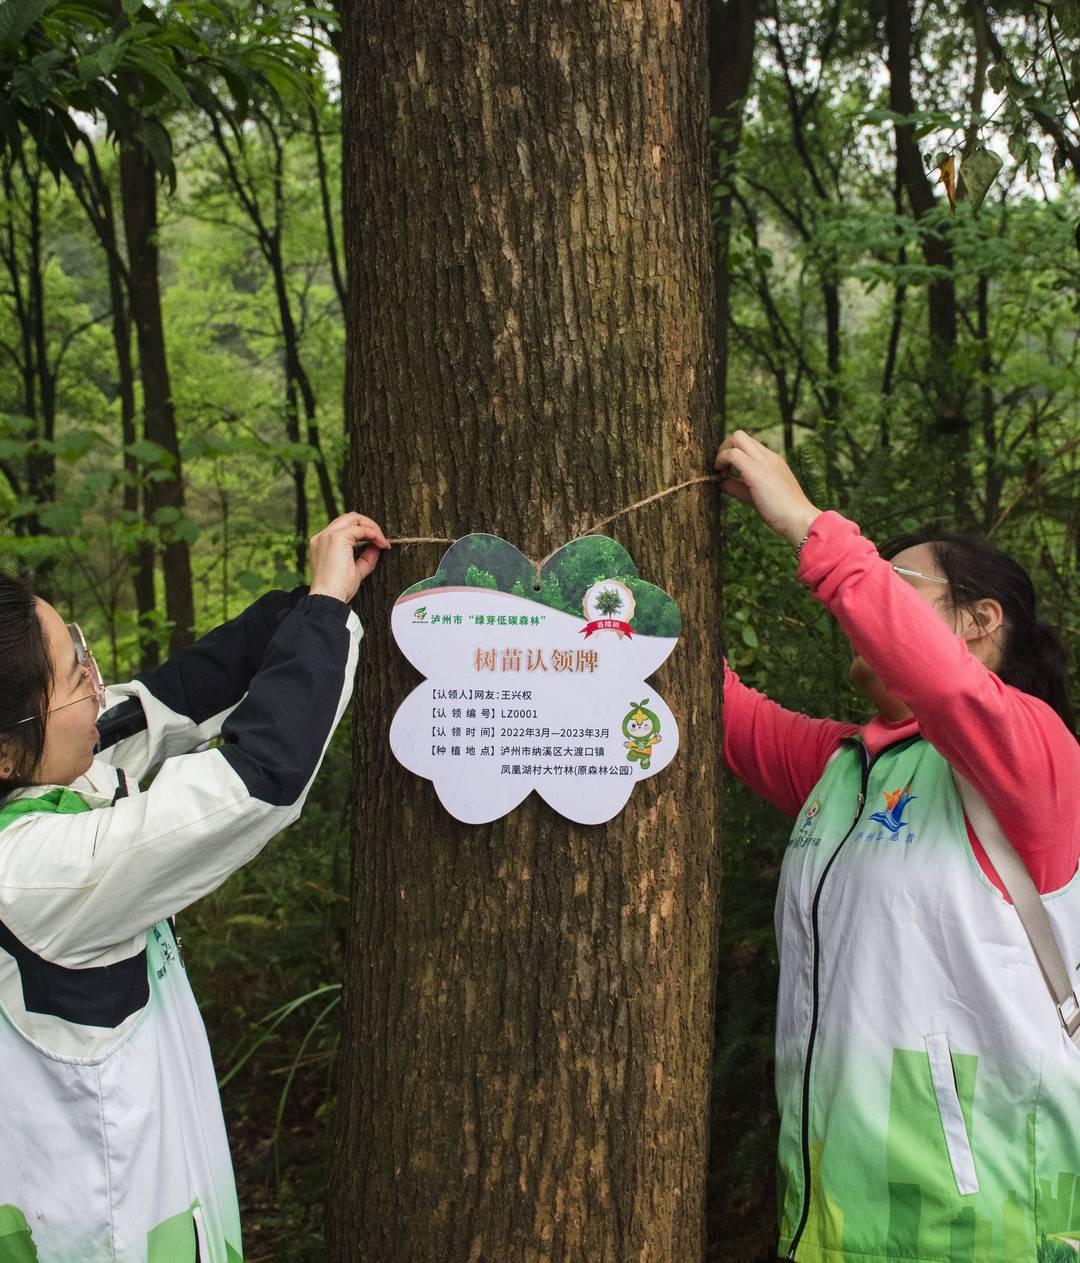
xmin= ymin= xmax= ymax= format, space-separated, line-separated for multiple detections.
xmin=725 ymin=511 xmax=1080 ymax=1263
xmin=0 ymin=591 xmax=361 ymax=1263
xmin=775 ymin=734 xmax=1080 ymax=1263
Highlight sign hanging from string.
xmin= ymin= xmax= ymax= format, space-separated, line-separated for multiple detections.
xmin=388 ymin=533 xmax=681 ymax=825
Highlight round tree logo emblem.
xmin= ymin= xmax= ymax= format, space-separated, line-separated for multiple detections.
xmin=582 ymin=580 xmax=635 ymax=638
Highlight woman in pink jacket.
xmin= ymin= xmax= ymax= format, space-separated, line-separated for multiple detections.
xmin=715 ymin=431 xmax=1079 ymax=1263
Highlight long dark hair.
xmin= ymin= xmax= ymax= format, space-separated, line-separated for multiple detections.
xmin=879 ymin=531 xmax=1076 ymax=736
xmin=0 ymin=571 xmax=53 ymax=797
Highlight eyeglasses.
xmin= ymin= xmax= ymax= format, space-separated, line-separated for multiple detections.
xmin=10 ymin=624 xmax=105 ymax=728
xmin=891 ymin=565 xmax=950 ymax=586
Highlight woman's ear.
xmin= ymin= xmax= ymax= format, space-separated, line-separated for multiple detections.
xmin=958 ymin=598 xmax=1005 ymax=648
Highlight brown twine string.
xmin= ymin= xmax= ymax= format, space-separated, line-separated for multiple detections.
xmin=385 ymin=472 xmax=722 ymax=586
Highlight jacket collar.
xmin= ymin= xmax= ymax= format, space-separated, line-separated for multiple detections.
xmin=5 ymin=759 xmax=122 ymax=809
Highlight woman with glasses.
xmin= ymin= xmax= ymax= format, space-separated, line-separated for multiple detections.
xmin=0 ymin=512 xmax=388 ymax=1263
xmin=715 ymin=431 xmax=1079 ymax=1263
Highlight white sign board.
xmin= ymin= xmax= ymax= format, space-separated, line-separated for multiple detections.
xmin=389 ymin=534 xmax=680 ymax=825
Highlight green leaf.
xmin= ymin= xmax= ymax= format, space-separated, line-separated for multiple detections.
xmin=134 ymin=116 xmax=173 ymax=177
xmin=77 ymin=40 xmax=126 ymax=81
xmin=38 ymin=502 xmax=79 ymax=532
xmin=152 ymin=505 xmax=181 ymax=525
xmin=741 ymin=624 xmax=759 ymax=649
xmin=236 ymin=571 xmax=264 ymax=592
xmin=56 ymin=428 xmax=99 ymax=462
xmin=225 ymin=913 xmax=273 ymax=930
xmin=122 ymin=45 xmax=190 ymax=104
xmin=0 ymin=0 xmax=47 ymax=46
xmin=987 ymin=63 xmax=1007 ymax=94
xmin=956 ymin=147 xmax=1003 ymax=211
xmin=126 ymin=438 xmax=171 ymax=465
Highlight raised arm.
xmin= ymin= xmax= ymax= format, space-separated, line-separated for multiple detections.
xmin=799 ymin=512 xmax=1080 ymax=888
xmin=714 ymin=430 xmax=1079 ymax=892
xmin=723 ymin=660 xmax=855 ymax=818
xmin=0 ymin=596 xmax=361 ymax=965
xmin=94 ymin=587 xmax=307 ymax=782
xmin=0 ymin=513 xmax=391 ymax=965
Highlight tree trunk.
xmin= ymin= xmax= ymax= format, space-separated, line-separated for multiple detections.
xmin=709 ymin=0 xmax=758 ymax=433
xmin=885 ymin=0 xmax=972 ymax=522
xmin=0 ymin=151 xmax=57 ymax=590
xmin=203 ymin=112 xmax=339 ymax=561
xmin=118 ymin=140 xmax=195 ymax=651
xmin=76 ymin=140 xmax=159 ymax=668
xmin=329 ymin=3 xmax=722 ymax=1261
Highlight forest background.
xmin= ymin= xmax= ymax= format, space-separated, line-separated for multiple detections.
xmin=2 ymin=0 xmax=1079 ymax=1258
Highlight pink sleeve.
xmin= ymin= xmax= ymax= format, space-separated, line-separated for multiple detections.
xmin=799 ymin=511 xmax=1080 ymax=893
xmin=723 ymin=660 xmax=856 ymax=819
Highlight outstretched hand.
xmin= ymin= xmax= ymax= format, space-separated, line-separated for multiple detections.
xmin=714 ymin=431 xmax=822 ymax=547
xmin=309 ymin=513 xmax=390 ymax=605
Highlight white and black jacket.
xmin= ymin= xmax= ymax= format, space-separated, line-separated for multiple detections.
xmin=0 ymin=591 xmax=362 ymax=1263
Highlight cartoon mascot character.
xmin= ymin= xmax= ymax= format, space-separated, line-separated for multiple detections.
xmin=623 ymin=699 xmax=662 ymax=770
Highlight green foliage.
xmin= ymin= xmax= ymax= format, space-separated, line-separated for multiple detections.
xmin=182 ymin=721 xmax=353 ymax=1258
xmin=1 ymin=0 xmax=323 ymax=186
xmin=406 ymin=534 xmax=683 ymax=636
xmin=462 ymin=563 xmax=497 ymax=589
xmin=1038 ymin=1238 xmax=1080 ymax=1263
xmin=0 ymin=0 xmax=1078 ymax=1255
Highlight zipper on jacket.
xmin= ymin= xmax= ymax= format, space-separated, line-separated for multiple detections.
xmin=786 ymin=743 xmax=871 ymax=1260
xmin=786 ymin=733 xmax=922 ymax=1259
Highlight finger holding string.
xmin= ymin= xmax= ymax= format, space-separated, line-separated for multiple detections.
xmin=713 ymin=430 xmax=821 ymax=546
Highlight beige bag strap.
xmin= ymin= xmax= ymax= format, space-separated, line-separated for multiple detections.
xmin=954 ymin=771 xmax=1080 ymax=1049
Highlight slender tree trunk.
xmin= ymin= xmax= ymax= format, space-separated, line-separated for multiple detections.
xmin=78 ymin=141 xmax=158 ymax=667
xmin=885 ymin=0 xmax=956 ymax=359
xmin=709 ymin=0 xmax=758 ymax=433
xmin=330 ymin=2 xmax=722 ymax=1260
xmin=885 ymin=0 xmax=972 ymax=522
xmin=309 ymin=92 xmax=347 ymax=311
xmin=879 ymin=164 xmax=908 ymax=449
xmin=268 ymin=229 xmax=337 ymax=533
xmin=204 ymin=113 xmax=339 ymax=556
xmin=107 ymin=251 xmax=158 ymax=659
xmin=263 ymin=121 xmax=338 ymax=526
xmin=118 ymin=140 xmax=195 ymax=651
xmin=976 ymin=273 xmax=1002 ymax=531
xmin=1 ymin=152 xmax=56 ymax=590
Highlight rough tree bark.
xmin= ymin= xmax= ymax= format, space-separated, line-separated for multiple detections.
xmin=329 ymin=2 xmax=723 ymax=1261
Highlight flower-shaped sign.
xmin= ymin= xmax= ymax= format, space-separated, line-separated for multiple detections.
xmin=389 ymin=534 xmax=680 ymax=825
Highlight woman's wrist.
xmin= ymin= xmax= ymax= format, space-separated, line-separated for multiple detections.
xmin=786 ymin=506 xmax=823 ymax=550
xmin=305 ymin=588 xmax=353 ymax=613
